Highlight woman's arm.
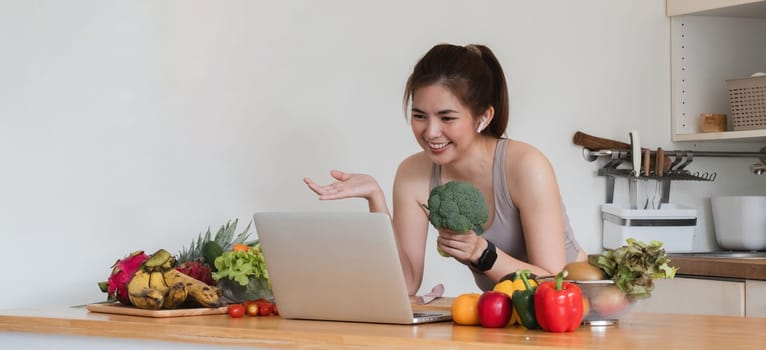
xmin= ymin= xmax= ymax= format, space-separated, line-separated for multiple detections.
xmin=391 ymin=155 xmax=432 ymax=295
xmin=505 ymin=144 xmax=570 ymax=275
xmin=438 ymin=232 xmax=557 ymax=280
xmin=303 ymin=169 xmax=389 ymax=214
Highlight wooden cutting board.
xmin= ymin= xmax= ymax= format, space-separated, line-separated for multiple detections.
xmin=87 ymin=302 xmax=228 ymax=318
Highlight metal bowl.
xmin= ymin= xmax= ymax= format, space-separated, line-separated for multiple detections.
xmin=572 ymin=280 xmax=635 ymax=326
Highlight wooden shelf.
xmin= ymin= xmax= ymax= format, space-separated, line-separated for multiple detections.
xmin=673 ymin=129 xmax=766 ymax=142
xmin=668 ymin=0 xmax=766 ymax=18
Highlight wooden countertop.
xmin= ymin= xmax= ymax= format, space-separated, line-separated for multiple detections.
xmin=667 ymin=255 xmax=766 ymax=280
xmin=2 ymin=298 xmax=766 ymax=349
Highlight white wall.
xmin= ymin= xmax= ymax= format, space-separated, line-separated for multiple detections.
xmin=1 ymin=0 xmax=763 ymax=310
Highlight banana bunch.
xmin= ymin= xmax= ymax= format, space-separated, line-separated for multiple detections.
xmin=127 ymin=249 xmax=221 ymax=310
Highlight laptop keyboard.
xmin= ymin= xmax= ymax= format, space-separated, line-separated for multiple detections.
xmin=413 ymin=311 xmax=442 ymax=317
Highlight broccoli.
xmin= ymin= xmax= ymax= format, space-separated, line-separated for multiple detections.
xmin=423 ymin=180 xmax=489 ymax=234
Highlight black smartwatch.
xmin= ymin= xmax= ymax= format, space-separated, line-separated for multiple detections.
xmin=471 ymin=240 xmax=497 ymax=272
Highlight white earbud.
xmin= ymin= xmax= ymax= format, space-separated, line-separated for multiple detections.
xmin=476 ymin=117 xmax=487 ymax=133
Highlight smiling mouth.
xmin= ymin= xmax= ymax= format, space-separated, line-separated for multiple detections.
xmin=428 ymin=142 xmax=451 ymax=150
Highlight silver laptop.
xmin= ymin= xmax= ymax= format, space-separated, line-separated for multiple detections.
xmin=253 ymin=211 xmax=452 ymax=325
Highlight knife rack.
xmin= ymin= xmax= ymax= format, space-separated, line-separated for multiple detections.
xmin=582 ymin=147 xmax=766 ymax=206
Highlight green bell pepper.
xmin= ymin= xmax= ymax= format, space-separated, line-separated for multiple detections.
xmin=511 ymin=269 xmax=539 ymax=329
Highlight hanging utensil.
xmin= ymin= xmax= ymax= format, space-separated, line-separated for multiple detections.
xmin=630 ymin=130 xmax=641 ymax=177
xmin=643 ymin=148 xmax=651 ymax=177
xmin=656 ymin=148 xmax=665 ymax=177
xmin=629 ymin=130 xmax=641 ymax=209
xmin=642 ymin=148 xmax=651 ymax=209
xmin=653 ymin=147 xmax=665 ymax=209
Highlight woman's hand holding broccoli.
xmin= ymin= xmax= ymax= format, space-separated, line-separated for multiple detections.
xmin=437 ymin=228 xmax=487 ymax=263
xmin=422 ymin=181 xmax=489 ymax=257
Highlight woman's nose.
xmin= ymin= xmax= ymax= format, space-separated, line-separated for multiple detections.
xmin=425 ymin=120 xmax=441 ymax=137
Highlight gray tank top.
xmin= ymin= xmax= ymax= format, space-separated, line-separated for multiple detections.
xmin=429 ymin=138 xmax=582 ymax=291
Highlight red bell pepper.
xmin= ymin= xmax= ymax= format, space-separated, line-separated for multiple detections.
xmin=534 ymin=269 xmax=584 ymax=332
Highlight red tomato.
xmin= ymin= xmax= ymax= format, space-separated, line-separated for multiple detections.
xmin=272 ymin=304 xmax=279 ymax=316
xmin=245 ymin=302 xmax=259 ymax=316
xmin=258 ymin=302 xmax=274 ymax=316
xmin=227 ymin=304 xmax=245 ymax=318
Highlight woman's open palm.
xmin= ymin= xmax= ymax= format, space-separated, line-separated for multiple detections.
xmin=304 ymin=169 xmax=379 ymax=200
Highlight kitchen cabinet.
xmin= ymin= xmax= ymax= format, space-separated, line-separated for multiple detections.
xmin=632 ymin=277 xmax=746 ymax=316
xmin=746 ymin=279 xmax=766 ymax=316
xmin=667 ymin=0 xmax=766 ymax=142
xmin=633 ymin=276 xmax=766 ymax=317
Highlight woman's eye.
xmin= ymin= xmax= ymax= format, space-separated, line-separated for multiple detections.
xmin=440 ymin=116 xmax=457 ymax=122
xmin=412 ymin=114 xmax=426 ymax=120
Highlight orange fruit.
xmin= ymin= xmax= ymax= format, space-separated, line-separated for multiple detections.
xmin=451 ymin=293 xmax=481 ymax=326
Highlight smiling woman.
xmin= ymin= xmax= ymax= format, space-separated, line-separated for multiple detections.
xmin=304 ymin=43 xmax=586 ymax=295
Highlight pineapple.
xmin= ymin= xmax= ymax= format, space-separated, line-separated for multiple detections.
xmin=176 ymin=219 xmax=255 ymax=265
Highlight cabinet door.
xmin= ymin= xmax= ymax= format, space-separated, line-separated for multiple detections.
xmin=746 ymin=280 xmax=766 ymax=317
xmin=632 ymin=277 xmax=745 ymax=316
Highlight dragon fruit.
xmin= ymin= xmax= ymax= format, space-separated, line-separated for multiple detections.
xmin=101 ymin=250 xmax=150 ymax=305
xmin=176 ymin=261 xmax=216 ymax=286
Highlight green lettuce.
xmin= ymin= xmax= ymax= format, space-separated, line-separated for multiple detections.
xmin=589 ymin=238 xmax=678 ymax=299
xmin=212 ymin=244 xmax=270 ymax=286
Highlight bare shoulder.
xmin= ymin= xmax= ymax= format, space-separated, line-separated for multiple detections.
xmin=396 ymin=152 xmax=432 ymax=180
xmin=394 ymin=152 xmax=432 ymax=200
xmin=505 ymin=137 xmax=559 ymax=202
xmin=504 ymin=139 xmax=554 ymax=172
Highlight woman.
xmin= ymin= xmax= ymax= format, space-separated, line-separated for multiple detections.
xmin=304 ymin=43 xmax=585 ymax=295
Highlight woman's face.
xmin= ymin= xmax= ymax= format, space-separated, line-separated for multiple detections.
xmin=410 ymin=84 xmax=481 ymax=165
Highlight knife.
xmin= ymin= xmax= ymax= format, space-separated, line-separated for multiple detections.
xmin=643 ymin=148 xmax=651 ymax=177
xmin=629 ymin=130 xmax=641 ymax=177
xmin=573 ymin=131 xmax=671 ymax=172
